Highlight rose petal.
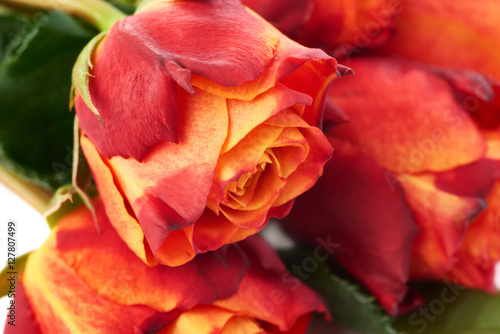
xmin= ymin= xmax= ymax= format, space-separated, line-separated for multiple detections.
xmin=399 ymin=174 xmax=487 ymax=279
xmin=50 ymin=201 xmax=250 ymax=312
xmin=329 ymin=58 xmax=486 ymax=173
xmin=283 ymin=137 xmax=418 ymax=315
xmin=80 ymin=135 xmax=154 ymax=266
xmin=157 ymin=305 xmax=261 ymax=334
xmin=377 ymin=0 xmax=500 ymax=80
xmin=215 ymin=236 xmax=328 ymax=331
xmin=222 ymin=83 xmax=312 ymax=153
xmin=189 ymin=209 xmax=262 ymax=254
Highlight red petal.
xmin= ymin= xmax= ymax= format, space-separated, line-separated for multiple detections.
xmin=49 ymin=200 xmax=249 ymax=312
xmin=444 ymin=180 xmax=500 ymax=291
xmin=76 ymin=0 xmax=337 ymax=161
xmin=400 ymin=174 xmax=486 ymax=279
xmin=215 ymin=236 xmax=327 ymax=331
xmin=4 ymin=278 xmax=42 ymax=334
xmin=283 ymin=137 xmax=418 ymax=315
xmin=329 ymin=57 xmax=486 ymax=173
xmin=241 ymin=0 xmax=314 ymax=38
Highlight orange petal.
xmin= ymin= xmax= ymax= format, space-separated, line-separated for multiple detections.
xmin=446 ymin=180 xmax=500 ymax=291
xmin=377 ymin=0 xmax=500 ymax=80
xmin=189 ymin=209 xmax=262 ymax=254
xmin=4 ymin=277 xmax=42 ymax=334
xmin=80 ymin=134 xmax=154 ymax=266
xmin=39 ymin=201 xmax=249 ymax=313
xmin=273 ymin=126 xmax=332 ymax=207
xmin=400 ymin=174 xmax=487 ymax=279
xmin=157 ymin=305 xmax=263 ymax=334
xmin=222 ymin=83 xmax=312 ymax=153
xmin=215 ymin=236 xmax=327 ymax=331
xmin=96 ymin=88 xmax=228 ymax=257
xmin=24 ymin=242 xmax=170 ymax=333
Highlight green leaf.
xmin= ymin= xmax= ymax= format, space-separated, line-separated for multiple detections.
xmin=395 ymin=284 xmax=500 ymax=334
xmin=280 ymin=248 xmax=397 ymax=334
xmin=0 ymin=253 xmax=28 ymax=298
xmin=0 ymin=10 xmax=96 ymax=190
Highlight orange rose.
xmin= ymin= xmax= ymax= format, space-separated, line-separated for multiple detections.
xmin=6 ymin=200 xmax=327 ymax=334
xmin=282 ymin=57 xmax=500 ymax=315
xmin=74 ymin=0 xmax=349 ymax=266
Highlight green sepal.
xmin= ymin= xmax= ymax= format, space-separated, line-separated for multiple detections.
xmin=70 ymin=31 xmax=107 ymax=125
xmin=44 ymin=118 xmax=98 ymax=231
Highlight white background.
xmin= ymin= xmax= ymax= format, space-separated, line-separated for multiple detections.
xmin=0 ymin=183 xmax=50 ymax=333
xmin=0 ymin=183 xmax=499 ymax=333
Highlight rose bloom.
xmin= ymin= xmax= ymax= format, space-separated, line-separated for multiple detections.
xmin=282 ymin=58 xmax=500 ymax=315
xmin=241 ymin=0 xmax=396 ymax=56
xmin=5 ymin=200 xmax=327 ymax=334
xmin=74 ymin=0 xmax=349 ymax=266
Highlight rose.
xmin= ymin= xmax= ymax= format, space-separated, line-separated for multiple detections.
xmin=5 ymin=199 xmax=327 ymax=334
xmin=241 ymin=0 xmax=394 ymax=56
xmin=74 ymin=0 xmax=350 ymax=266
xmin=281 ymin=57 xmax=500 ymax=315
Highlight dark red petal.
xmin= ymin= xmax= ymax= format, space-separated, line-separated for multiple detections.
xmin=282 ymin=137 xmax=418 ymax=316
xmin=241 ymin=0 xmax=314 ymax=38
xmin=433 ymin=158 xmax=499 ymax=198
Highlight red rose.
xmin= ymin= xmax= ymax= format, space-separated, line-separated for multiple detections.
xmin=6 ymin=200 xmax=327 ymax=334
xmin=282 ymin=57 xmax=500 ymax=315
xmin=74 ymin=0 xmax=348 ymax=266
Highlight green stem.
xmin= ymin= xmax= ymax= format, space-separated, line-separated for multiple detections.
xmin=0 ymin=164 xmax=53 ymax=215
xmin=0 ymin=0 xmax=127 ymax=31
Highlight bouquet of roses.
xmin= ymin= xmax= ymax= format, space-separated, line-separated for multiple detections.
xmin=0 ymin=0 xmax=499 ymax=333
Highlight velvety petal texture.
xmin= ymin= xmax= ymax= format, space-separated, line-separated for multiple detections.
xmin=282 ymin=57 xmax=500 ymax=315
xmin=76 ymin=0 xmax=341 ymax=266
xmin=8 ymin=200 xmax=326 ymax=334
